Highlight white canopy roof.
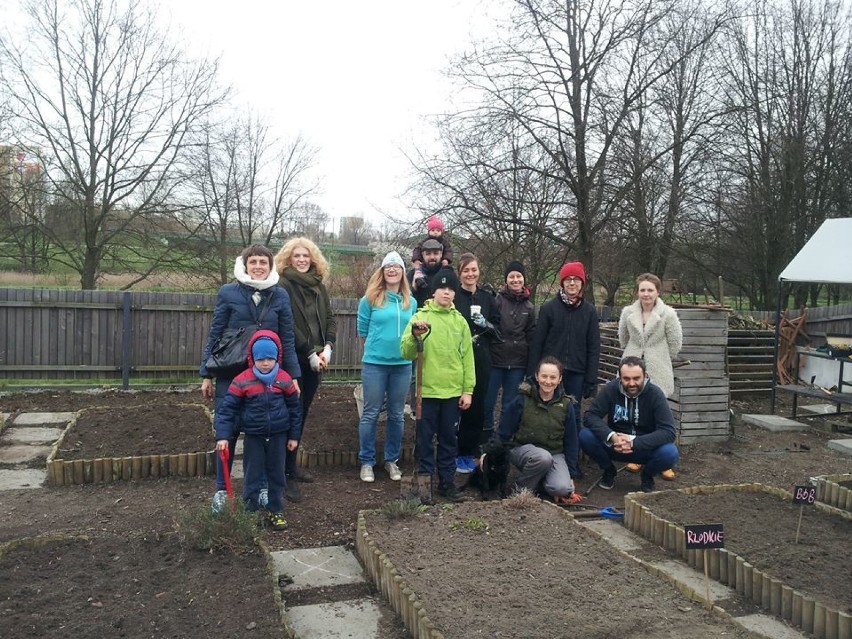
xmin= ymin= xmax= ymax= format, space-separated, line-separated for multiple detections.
xmin=778 ymin=217 xmax=852 ymax=284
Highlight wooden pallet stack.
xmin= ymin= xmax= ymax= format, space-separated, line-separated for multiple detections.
xmin=670 ymin=308 xmax=730 ymax=444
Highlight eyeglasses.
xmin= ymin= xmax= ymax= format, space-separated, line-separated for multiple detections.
xmin=383 ymin=265 xmax=402 ymax=272
xmin=563 ymin=277 xmax=582 ymax=283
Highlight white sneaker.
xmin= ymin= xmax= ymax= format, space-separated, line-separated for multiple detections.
xmin=360 ymin=464 xmax=375 ymax=482
xmin=211 ymin=490 xmax=228 ymax=513
xmin=258 ymin=488 xmax=269 ymax=507
xmin=384 ymin=461 xmax=402 ymax=481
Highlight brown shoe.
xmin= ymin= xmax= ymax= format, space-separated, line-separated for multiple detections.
xmin=661 ymin=468 xmax=676 ymax=481
xmin=626 ymin=463 xmax=642 ymax=474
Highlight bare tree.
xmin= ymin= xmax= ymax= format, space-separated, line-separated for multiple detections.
xmin=419 ymin=0 xmax=727 ymax=300
xmin=711 ymin=0 xmax=852 ymax=309
xmin=182 ymin=113 xmax=318 ymax=285
xmin=0 ymin=0 xmax=225 ymax=289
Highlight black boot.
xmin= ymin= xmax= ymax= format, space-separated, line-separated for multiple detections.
xmin=285 ymin=477 xmax=302 ymax=502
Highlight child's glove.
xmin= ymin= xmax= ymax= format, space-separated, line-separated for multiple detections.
xmin=471 ymin=313 xmax=487 ymax=328
xmin=308 ymin=351 xmax=322 ymax=371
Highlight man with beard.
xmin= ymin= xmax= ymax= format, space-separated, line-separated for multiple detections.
xmin=579 ymin=356 xmax=679 ymax=493
xmin=407 ymin=238 xmax=444 ymax=307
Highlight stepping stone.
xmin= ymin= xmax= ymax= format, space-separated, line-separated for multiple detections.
xmin=1 ymin=426 xmax=64 ymax=445
xmin=272 ymin=546 xmax=366 ymax=591
xmin=827 ymin=438 xmax=852 ymax=456
xmin=575 ymin=518 xmax=644 ymax=552
xmin=0 ymin=468 xmax=47 ymax=490
xmin=798 ymin=403 xmax=843 ymax=416
xmin=736 ymin=614 xmax=809 ymax=638
xmin=287 ymin=598 xmax=379 ymax=638
xmin=0 ymin=445 xmax=53 ymax=464
xmin=741 ymin=414 xmax=806 ymax=432
xmin=14 ymin=412 xmax=75 ymax=425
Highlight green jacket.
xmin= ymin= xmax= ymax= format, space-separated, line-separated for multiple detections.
xmin=400 ymin=300 xmax=475 ymax=399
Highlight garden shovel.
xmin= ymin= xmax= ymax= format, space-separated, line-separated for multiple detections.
xmin=400 ymin=324 xmax=431 ymax=502
xmin=219 ymin=447 xmax=235 ymax=510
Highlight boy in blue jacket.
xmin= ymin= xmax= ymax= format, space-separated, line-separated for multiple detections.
xmin=215 ymin=329 xmax=302 ymax=530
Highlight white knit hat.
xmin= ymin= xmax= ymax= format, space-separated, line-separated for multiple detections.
xmin=381 ymin=251 xmax=405 ymax=268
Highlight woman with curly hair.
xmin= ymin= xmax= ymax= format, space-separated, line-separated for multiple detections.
xmin=274 ymin=237 xmax=337 ymax=500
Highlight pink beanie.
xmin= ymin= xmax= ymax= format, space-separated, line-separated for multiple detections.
xmin=558 ymin=261 xmax=586 ymax=285
xmin=427 ymin=215 xmax=444 ymax=231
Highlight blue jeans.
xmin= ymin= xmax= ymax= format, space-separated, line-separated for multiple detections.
xmin=483 ymin=367 xmax=525 ymax=432
xmin=358 ymin=362 xmax=411 ymax=466
xmin=578 ymin=428 xmax=679 ymax=477
xmin=416 ymin=397 xmax=460 ymax=488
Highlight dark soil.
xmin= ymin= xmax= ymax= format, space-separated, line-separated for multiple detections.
xmin=0 ymin=535 xmax=284 ymax=639
xmin=364 ymin=501 xmax=759 ymax=638
xmin=645 ymin=490 xmax=852 ymax=614
xmin=57 ymin=404 xmax=212 ymax=460
xmin=0 ymin=386 xmax=850 ymax=638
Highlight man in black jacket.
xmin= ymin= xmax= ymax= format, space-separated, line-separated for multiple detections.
xmin=580 ymin=356 xmax=679 ymax=493
xmin=407 ymin=238 xmax=444 ymax=307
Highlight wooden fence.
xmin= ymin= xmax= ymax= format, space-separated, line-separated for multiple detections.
xmin=748 ymin=303 xmax=852 ymax=342
xmin=0 ymin=288 xmax=363 ymax=384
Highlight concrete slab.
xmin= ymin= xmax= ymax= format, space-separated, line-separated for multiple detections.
xmin=1 ymin=426 xmax=64 ymax=444
xmin=0 ymin=468 xmax=47 ymax=489
xmin=575 ymin=518 xmax=645 ymax=552
xmin=13 ymin=412 xmax=75 ymax=425
xmin=741 ymin=414 xmax=806 ymax=432
xmin=798 ymin=403 xmax=843 ymax=416
xmin=286 ymin=598 xmax=379 ymax=639
xmin=650 ymin=560 xmax=734 ymax=601
xmin=272 ymin=546 xmax=366 ymax=591
xmin=827 ymin=438 xmax=852 ymax=456
xmin=0 ymin=445 xmax=53 ymax=464
xmin=736 ymin=613 xmax=808 ymax=639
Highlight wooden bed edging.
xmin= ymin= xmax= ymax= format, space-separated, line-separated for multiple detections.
xmin=295 ymin=445 xmax=415 ymax=469
xmin=815 ymin=473 xmax=852 ymax=512
xmin=356 ymin=510 xmax=445 ymax=639
xmin=624 ymin=483 xmax=852 ymax=639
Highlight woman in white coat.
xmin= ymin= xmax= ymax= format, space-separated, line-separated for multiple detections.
xmin=618 ymin=273 xmax=682 ymax=479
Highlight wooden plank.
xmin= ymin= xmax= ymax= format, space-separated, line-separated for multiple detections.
xmin=675 ymin=377 xmax=729 ymax=387
xmin=679 ymin=411 xmax=732 ymax=423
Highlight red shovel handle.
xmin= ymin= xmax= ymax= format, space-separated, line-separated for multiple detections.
xmin=218 ymin=447 xmax=234 ymax=501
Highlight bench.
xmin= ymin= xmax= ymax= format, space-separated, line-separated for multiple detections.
xmin=776 ymin=384 xmax=852 ymax=418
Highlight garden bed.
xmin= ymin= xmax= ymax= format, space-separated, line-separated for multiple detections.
xmin=48 ymin=404 xmax=215 ymax=485
xmin=0 ymin=534 xmax=286 ymax=639
xmin=626 ymin=484 xmax=852 ymax=638
xmin=358 ymin=500 xmax=761 ymax=638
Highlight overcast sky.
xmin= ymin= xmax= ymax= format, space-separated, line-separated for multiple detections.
xmin=166 ymin=1 xmax=495 ymax=227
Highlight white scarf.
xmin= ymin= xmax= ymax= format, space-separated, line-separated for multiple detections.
xmin=233 ymin=256 xmax=280 ymax=304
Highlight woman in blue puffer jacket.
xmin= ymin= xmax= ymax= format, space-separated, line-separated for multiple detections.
xmin=200 ymin=244 xmax=300 ymax=511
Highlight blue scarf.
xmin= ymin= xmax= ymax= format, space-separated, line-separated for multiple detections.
xmin=253 ymin=363 xmax=279 ymax=386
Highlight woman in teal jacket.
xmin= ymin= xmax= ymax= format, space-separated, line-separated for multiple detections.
xmin=356 ymin=252 xmax=417 ymax=483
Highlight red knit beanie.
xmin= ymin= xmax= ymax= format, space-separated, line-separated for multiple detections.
xmin=558 ymin=261 xmax=586 ymax=285
xmin=427 ymin=215 xmax=444 ymax=231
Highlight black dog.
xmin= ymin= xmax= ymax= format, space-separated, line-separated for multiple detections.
xmin=465 ymin=440 xmax=510 ymax=500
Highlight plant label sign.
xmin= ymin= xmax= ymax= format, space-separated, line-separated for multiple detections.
xmin=684 ymin=524 xmax=724 ymax=549
xmin=792 ymin=485 xmax=816 ymax=505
